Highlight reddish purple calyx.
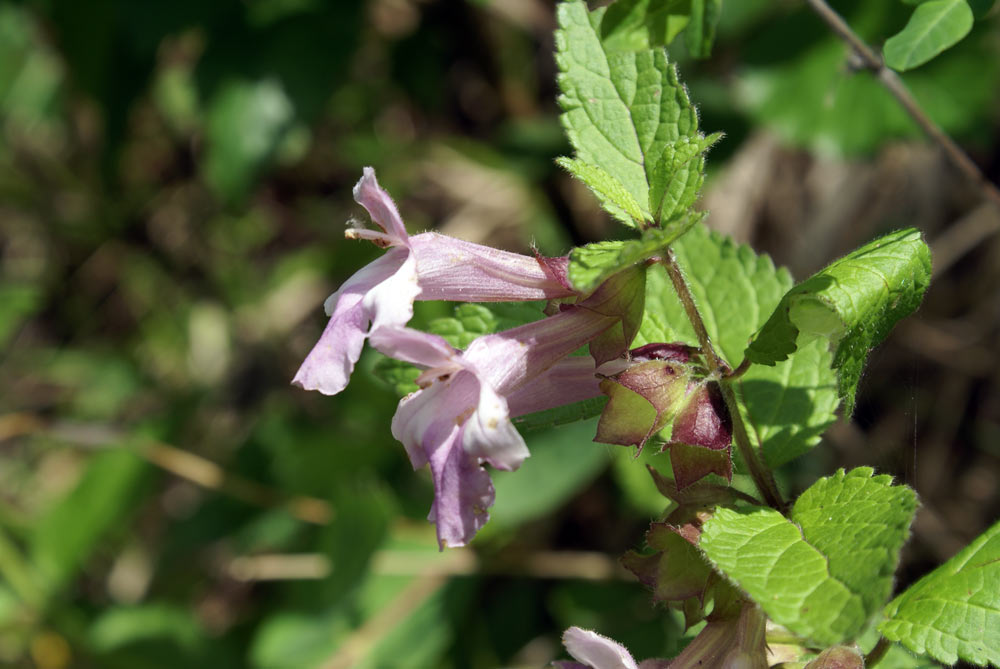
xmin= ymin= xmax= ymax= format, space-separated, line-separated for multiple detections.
xmin=533 ymin=250 xmax=574 ymax=293
xmin=666 ymin=383 xmax=734 ymax=489
xmin=671 ymin=383 xmax=731 ymax=450
xmin=630 ymin=342 xmax=696 ymax=363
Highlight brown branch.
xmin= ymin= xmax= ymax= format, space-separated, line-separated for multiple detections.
xmin=805 ymin=0 xmax=1000 ymax=211
xmin=1 ymin=415 xmax=333 ymax=526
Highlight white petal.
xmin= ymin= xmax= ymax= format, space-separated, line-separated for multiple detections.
xmin=563 ymin=627 xmax=640 ymax=669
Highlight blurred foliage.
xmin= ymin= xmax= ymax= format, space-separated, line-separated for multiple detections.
xmin=0 ymin=0 xmax=997 ymax=667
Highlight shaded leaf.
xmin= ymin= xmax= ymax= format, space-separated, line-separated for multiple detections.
xmin=203 ymin=78 xmax=293 ymax=204
xmin=600 ymin=0 xmax=691 ymax=53
xmin=31 ymin=450 xmax=148 ymax=594
xmin=684 ymin=0 xmax=722 ymax=59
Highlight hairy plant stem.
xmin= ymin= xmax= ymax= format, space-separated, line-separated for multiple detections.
xmin=805 ymin=0 xmax=1000 ymax=211
xmin=864 ymin=636 xmax=892 ymax=667
xmin=662 ymin=251 xmax=785 ymax=510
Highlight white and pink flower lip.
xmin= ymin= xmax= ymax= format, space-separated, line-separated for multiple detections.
xmin=293 ymin=167 xmax=576 ymax=396
xmin=371 ymin=301 xmax=617 ymax=548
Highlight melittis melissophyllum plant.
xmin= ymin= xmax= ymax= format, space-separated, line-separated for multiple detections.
xmin=294 ymin=1 xmax=1000 ymax=667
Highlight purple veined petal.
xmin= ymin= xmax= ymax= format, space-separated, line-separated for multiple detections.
xmin=368 ymin=326 xmax=458 ymax=372
xmin=294 ymin=249 xmax=409 ymax=395
xmin=353 ymin=167 xmax=409 ymax=245
xmin=562 ymin=627 xmax=640 ymax=669
xmin=391 ymin=381 xmax=453 ymax=470
xmin=409 ymin=232 xmax=575 ymax=302
xmin=426 ymin=421 xmax=495 ymax=548
xmin=462 ymin=380 xmax=528 ymax=472
xmin=388 ymin=351 xmax=527 ymax=545
xmin=505 ymin=356 xmax=603 ymax=417
xmin=465 ymin=306 xmax=617 ymax=397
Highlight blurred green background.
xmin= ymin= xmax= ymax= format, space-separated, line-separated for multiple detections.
xmin=1 ymin=0 xmax=999 ymax=667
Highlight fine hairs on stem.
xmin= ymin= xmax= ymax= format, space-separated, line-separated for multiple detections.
xmin=661 ymin=250 xmax=785 ymax=511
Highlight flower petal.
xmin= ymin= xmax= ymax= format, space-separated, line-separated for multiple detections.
xmin=353 ymin=167 xmax=409 ymax=245
xmin=391 ymin=381 xmax=452 ymax=470
xmin=562 ymin=627 xmax=640 ymax=669
xmin=465 ymin=306 xmax=616 ymax=396
xmin=294 ymin=249 xmax=408 ymax=395
xmin=462 ymin=381 xmax=528 ymax=472
xmin=505 ymin=356 xmax=602 ymax=417
xmin=368 ymin=326 xmax=457 ymax=371
xmin=426 ymin=423 xmax=495 ymax=548
xmin=410 ymin=232 xmax=575 ymax=302
xmin=362 ymin=248 xmax=421 ymax=333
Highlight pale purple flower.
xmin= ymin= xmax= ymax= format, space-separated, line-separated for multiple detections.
xmin=371 ymin=303 xmax=617 ymax=548
xmin=557 ymin=627 xmax=639 ymax=669
xmin=555 ymin=627 xmax=669 ymax=669
xmin=292 ymin=167 xmax=574 ymax=395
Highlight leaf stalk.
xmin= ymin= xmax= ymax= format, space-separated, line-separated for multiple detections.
xmin=863 ymin=636 xmax=892 ymax=667
xmin=662 ymin=250 xmax=785 ymax=510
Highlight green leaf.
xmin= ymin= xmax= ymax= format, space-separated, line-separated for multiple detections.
xmin=636 ymin=223 xmax=840 ymax=467
xmin=794 ymin=468 xmax=918 ymax=618
xmin=556 ymin=1 xmax=711 ymax=228
xmin=739 ymin=12 xmax=1000 ymax=156
xmin=316 ymin=482 xmax=394 ymax=604
xmin=512 ymin=396 xmax=609 ymax=432
xmin=372 ymin=355 xmax=422 ymax=396
xmin=359 ymin=579 xmax=477 ymax=668
xmin=203 ymin=79 xmax=294 ymax=204
xmin=884 ymin=0 xmax=974 ymax=71
xmin=685 ymin=0 xmax=722 ymax=58
xmin=90 ymin=604 xmax=205 ymax=653
xmin=737 ymin=336 xmax=840 ymax=469
xmin=651 ymin=134 xmax=722 ymax=224
xmin=600 ymin=0 xmax=691 ymax=53
xmin=635 ymin=222 xmax=791 ymax=365
xmin=880 ymin=518 xmax=1000 ymax=666
xmin=699 ymin=468 xmax=917 ymax=646
xmin=30 ymin=450 xmax=148 ymax=594
xmin=745 ymin=228 xmax=932 ymax=414
xmin=568 ymin=225 xmax=696 ymax=294
xmin=429 ymin=302 xmax=545 ymax=349
xmin=483 ymin=418 xmax=609 ymax=535
xmin=556 ymin=156 xmax=648 ymax=226
xmin=0 ymin=283 xmax=41 ymax=348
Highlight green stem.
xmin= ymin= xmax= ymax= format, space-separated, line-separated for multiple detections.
xmin=864 ymin=636 xmax=892 ymax=667
xmin=662 ymin=251 xmax=785 ymax=510
xmin=726 ymin=357 xmax=752 ymax=379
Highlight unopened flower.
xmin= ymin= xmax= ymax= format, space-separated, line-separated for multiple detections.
xmin=594 ymin=343 xmax=734 ymax=489
xmin=293 ymin=167 xmax=575 ymax=395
